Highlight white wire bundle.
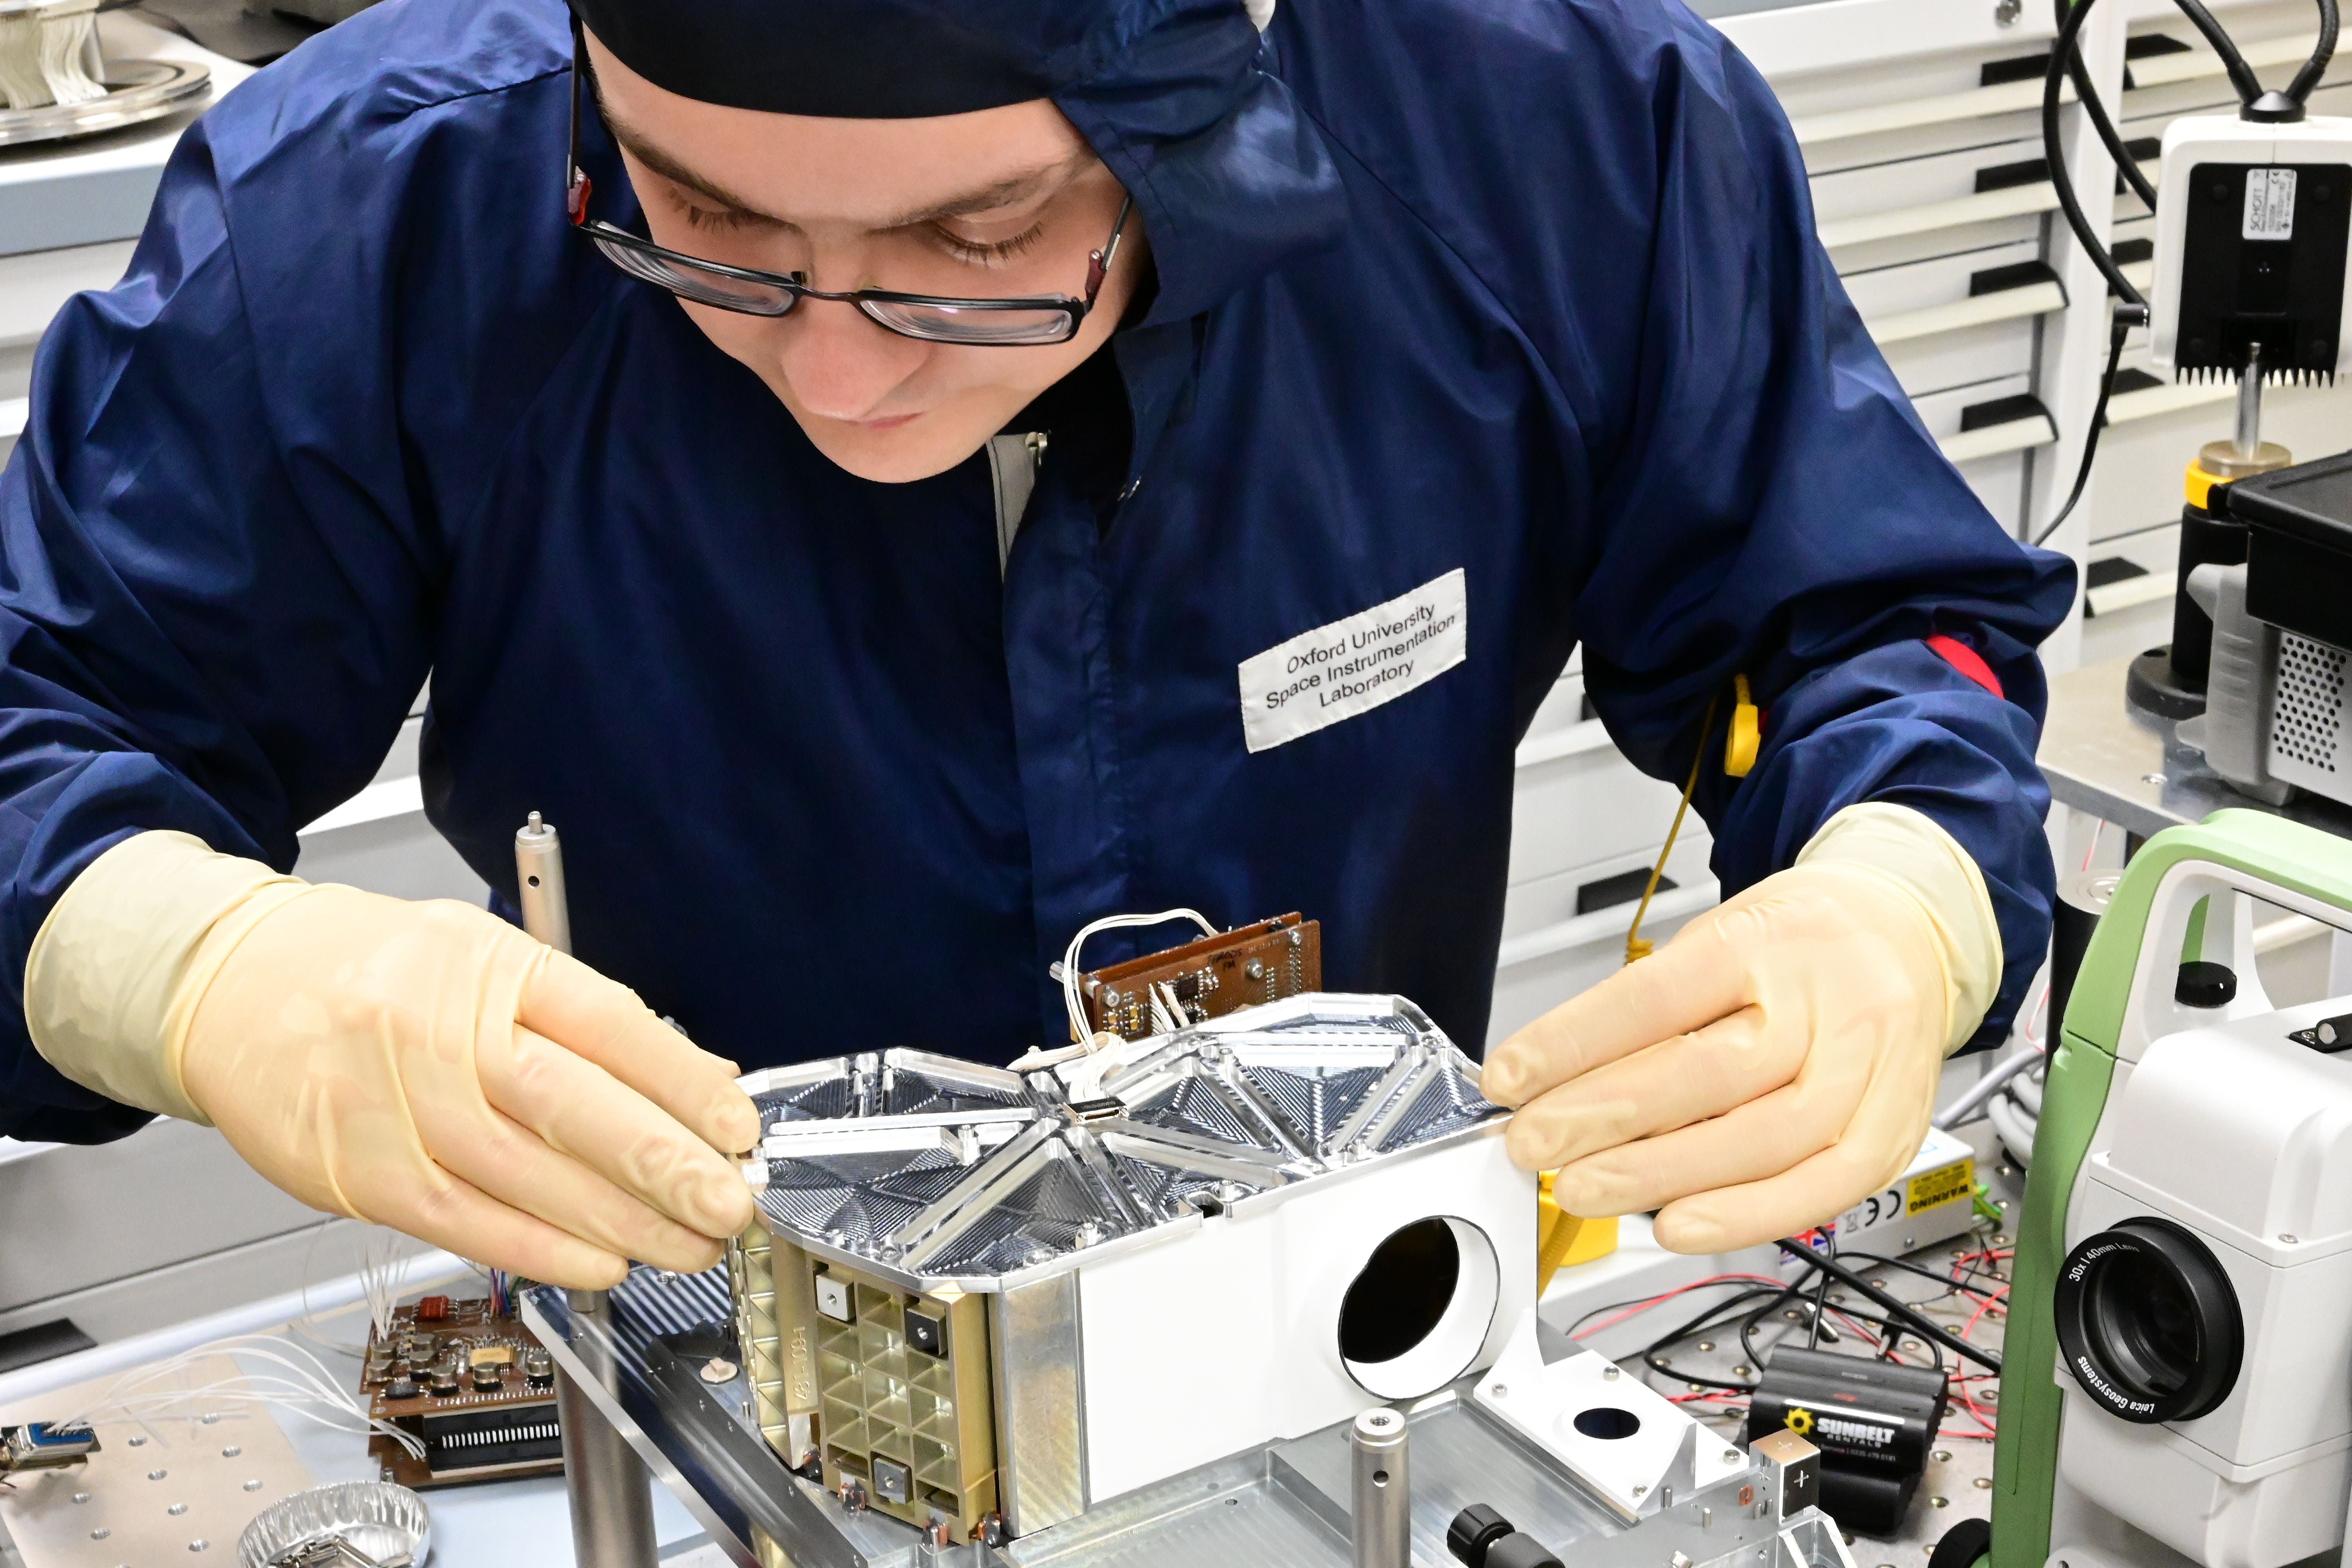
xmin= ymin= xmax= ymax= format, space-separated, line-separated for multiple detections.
xmin=1057 ymin=908 xmax=1217 ymax=1045
xmin=292 ymin=1225 xmax=415 ymax=1357
xmin=54 ymin=1334 xmax=425 ymax=1460
xmin=0 ymin=0 xmax=106 ymax=112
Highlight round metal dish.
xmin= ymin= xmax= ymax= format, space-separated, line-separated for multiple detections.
xmin=0 ymin=57 xmax=210 ymax=148
xmin=236 ymin=1480 xmax=433 ymax=1568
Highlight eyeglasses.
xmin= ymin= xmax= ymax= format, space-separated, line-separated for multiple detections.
xmin=565 ymin=21 xmax=1132 ymax=347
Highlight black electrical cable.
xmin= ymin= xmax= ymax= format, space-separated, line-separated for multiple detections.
xmin=1834 ymin=1249 xmax=2012 ymax=1303
xmin=2287 ymin=0 xmax=2341 ymax=104
xmin=2031 ymin=312 xmax=2131 ymax=547
xmin=2042 ymin=0 xmax=2153 ymax=312
xmin=2053 ymin=0 xmax=2160 ymax=211
xmin=1776 ymin=1240 xmax=2003 ymax=1374
xmin=1639 ymin=1284 xmax=1797 ymax=1392
xmin=2174 ymin=0 xmax=2269 ymax=105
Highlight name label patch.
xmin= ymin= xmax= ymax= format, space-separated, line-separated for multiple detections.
xmin=1238 ymin=569 xmax=1467 ymax=753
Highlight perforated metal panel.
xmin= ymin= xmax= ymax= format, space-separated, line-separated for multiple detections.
xmin=2268 ymin=633 xmax=2352 ymax=802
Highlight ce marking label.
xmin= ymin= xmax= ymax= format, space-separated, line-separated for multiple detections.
xmin=1842 ymin=1187 xmax=1903 ymax=1231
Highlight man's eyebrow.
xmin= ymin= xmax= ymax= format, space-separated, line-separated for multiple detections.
xmin=603 ymin=112 xmax=784 ymax=223
xmin=870 ymin=157 xmax=1092 ymax=230
xmin=602 ymin=90 xmax=1087 ymax=233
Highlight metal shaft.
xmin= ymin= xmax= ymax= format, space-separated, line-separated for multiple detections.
xmin=554 ymin=1288 xmax=658 ymax=1568
xmin=2235 ymin=342 xmax=2264 ymax=459
xmin=516 ymin=810 xmax=573 ymax=956
xmin=1350 ymin=1407 xmax=1410 ymax=1568
xmin=519 ymin=815 xmax=657 ymax=1568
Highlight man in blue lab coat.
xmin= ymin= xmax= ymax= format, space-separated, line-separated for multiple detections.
xmin=0 ymin=0 xmax=2070 ymax=1286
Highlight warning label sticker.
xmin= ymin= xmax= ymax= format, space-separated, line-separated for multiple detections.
xmin=2244 ymin=168 xmax=2298 ymax=241
xmin=1906 ymin=1158 xmax=1976 ymax=1216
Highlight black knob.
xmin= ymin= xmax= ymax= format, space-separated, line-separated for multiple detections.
xmin=1447 ymin=1505 xmax=1563 ymax=1568
xmin=1449 ymin=1505 xmax=1512 ymax=1566
xmin=2176 ymin=961 xmax=2237 ymax=1008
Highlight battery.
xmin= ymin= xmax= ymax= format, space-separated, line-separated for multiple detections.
xmin=1746 ymin=1347 xmax=1946 ymax=1537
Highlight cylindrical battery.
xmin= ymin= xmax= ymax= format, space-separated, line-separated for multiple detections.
xmin=2049 ymin=870 xmax=2120 ymax=1042
xmin=1350 ymin=1407 xmax=1409 ymax=1568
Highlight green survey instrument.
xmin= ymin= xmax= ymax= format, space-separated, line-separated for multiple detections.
xmin=1942 ymin=810 xmax=2352 ymax=1568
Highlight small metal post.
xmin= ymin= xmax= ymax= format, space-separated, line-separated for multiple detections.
xmin=555 ymin=1288 xmax=659 ymax=1568
xmin=1351 ymin=1407 xmax=1410 ymax=1568
xmin=519 ymin=815 xmax=657 ymax=1568
xmin=2234 ymin=342 xmax=2265 ymax=460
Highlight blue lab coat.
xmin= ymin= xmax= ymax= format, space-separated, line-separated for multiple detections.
xmin=0 ymin=0 xmax=2074 ymax=1141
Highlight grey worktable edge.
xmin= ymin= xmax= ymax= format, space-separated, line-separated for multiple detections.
xmin=2037 ymin=653 xmax=2352 ymax=841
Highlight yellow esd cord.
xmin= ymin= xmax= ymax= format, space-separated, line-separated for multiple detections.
xmin=1545 ymin=678 xmax=1757 ymax=1294
xmin=1621 ymin=678 xmax=1756 ymax=963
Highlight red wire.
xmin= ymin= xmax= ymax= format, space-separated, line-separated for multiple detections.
xmin=1571 ymin=1273 xmax=1792 ymax=1339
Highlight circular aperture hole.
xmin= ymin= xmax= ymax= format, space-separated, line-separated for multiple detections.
xmin=1336 ymin=1215 xmax=1501 ymax=1400
xmin=1573 ymin=1406 xmax=1641 ymax=1440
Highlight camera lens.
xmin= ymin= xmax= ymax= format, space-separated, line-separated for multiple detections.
xmin=2056 ymin=1216 xmax=2242 ymax=1424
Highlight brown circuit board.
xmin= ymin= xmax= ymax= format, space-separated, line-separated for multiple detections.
xmin=360 ymin=1295 xmax=564 ymax=1489
xmin=1079 ymin=913 xmax=1322 ymax=1040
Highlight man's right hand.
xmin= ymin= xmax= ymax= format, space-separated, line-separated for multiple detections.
xmin=27 ymin=832 xmax=758 ymax=1290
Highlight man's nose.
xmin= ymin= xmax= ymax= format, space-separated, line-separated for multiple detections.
xmin=773 ymin=294 xmax=930 ymax=422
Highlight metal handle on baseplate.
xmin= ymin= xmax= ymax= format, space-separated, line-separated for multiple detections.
xmin=517 ymin=814 xmax=659 ymax=1568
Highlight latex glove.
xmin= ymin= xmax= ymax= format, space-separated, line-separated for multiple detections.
xmin=27 ymin=831 xmax=759 ymax=1289
xmin=1480 ymin=803 xmax=2001 ymax=1253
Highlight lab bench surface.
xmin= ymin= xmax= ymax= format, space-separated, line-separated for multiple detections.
xmin=2038 ymin=652 xmax=2352 ymax=841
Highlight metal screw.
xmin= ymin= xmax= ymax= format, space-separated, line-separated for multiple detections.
xmin=1723 ymin=1451 xmax=1739 ymax=1464
xmin=169 ymin=1504 xmax=189 ymax=1517
xmin=148 ymin=1469 xmax=168 ymax=1482
xmin=1931 ymin=1496 xmax=1949 ymax=1508
xmin=1246 ymin=960 xmax=1265 ymax=980
xmin=200 ymin=1413 xmax=219 ymax=1425
xmin=1934 ymin=1450 xmax=1952 ymax=1462
xmin=73 ymin=1493 xmax=90 ymax=1505
xmin=244 ymin=1481 xmax=263 ymax=1493
xmin=2142 ymin=773 xmax=2168 ymax=785
xmin=91 ymin=1530 xmax=111 ymax=1542
xmin=1697 ymin=1341 xmax=1715 ymax=1352
xmin=1733 ymin=1365 xmax=1752 ymax=1377
xmin=189 ymin=1541 xmax=209 ymax=1553
xmin=1994 ymin=0 xmax=2022 ymax=22
xmin=1689 ymin=1383 xmax=1707 ymax=1393
xmin=1602 ymin=1365 xmax=1620 ymax=1380
xmin=1490 ymin=1384 xmax=1509 ymax=1398
xmin=1633 ymin=1485 xmax=1648 ymax=1497
xmin=221 ymin=1447 xmax=240 ymax=1459
xmin=128 ymin=1437 xmax=147 ymax=1448
xmin=1287 ymin=928 xmax=1304 ymax=947
xmin=1975 ymin=1477 xmax=1993 ymax=1489
xmin=2280 ymin=1234 xmax=2299 ymax=1244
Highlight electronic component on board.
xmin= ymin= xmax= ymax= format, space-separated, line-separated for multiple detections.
xmin=361 ymin=1295 xmax=564 ymax=1489
xmin=1072 ymin=912 xmax=1321 ymax=1040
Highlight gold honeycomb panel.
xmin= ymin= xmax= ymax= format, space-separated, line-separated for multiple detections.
xmin=812 ymin=1272 xmax=997 ymax=1539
